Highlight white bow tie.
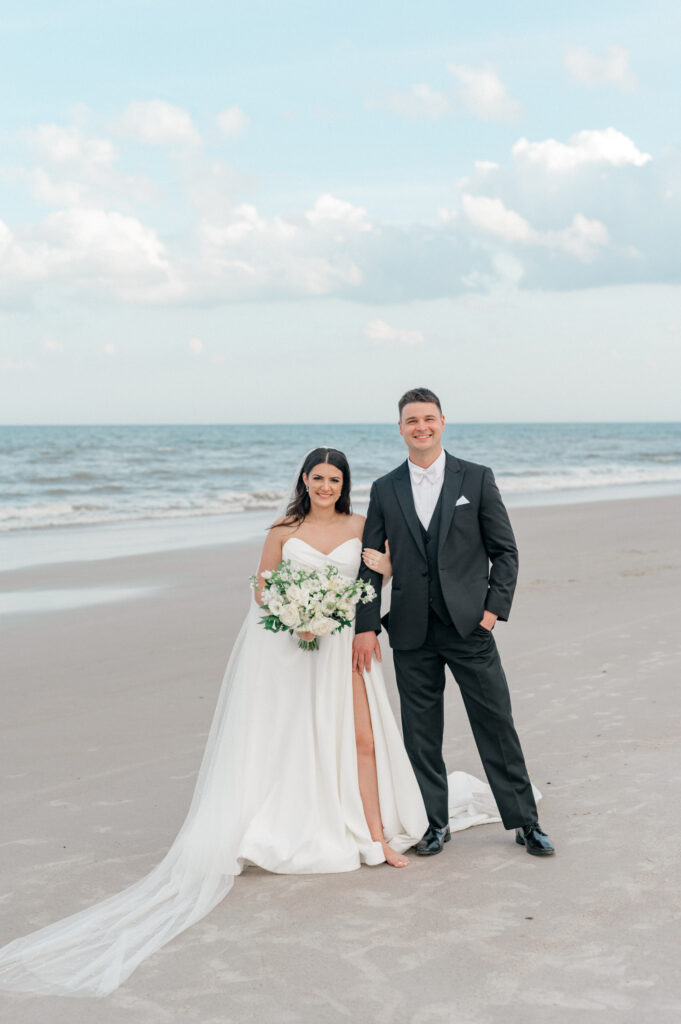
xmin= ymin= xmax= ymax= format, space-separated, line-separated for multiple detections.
xmin=411 ymin=464 xmax=440 ymax=486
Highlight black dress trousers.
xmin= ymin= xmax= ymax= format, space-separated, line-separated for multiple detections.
xmin=392 ymin=611 xmax=538 ymax=831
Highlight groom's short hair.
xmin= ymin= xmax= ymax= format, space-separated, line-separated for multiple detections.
xmin=398 ymin=388 xmax=442 ymax=417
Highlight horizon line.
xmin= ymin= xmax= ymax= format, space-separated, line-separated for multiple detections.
xmin=1 ymin=419 xmax=680 ymax=428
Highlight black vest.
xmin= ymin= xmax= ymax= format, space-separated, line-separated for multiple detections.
xmin=419 ymin=489 xmax=452 ymax=625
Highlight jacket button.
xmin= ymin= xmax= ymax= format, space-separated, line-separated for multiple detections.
xmin=422 ymin=570 xmax=428 ymax=577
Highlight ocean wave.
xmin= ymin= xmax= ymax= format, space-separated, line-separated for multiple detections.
xmin=2 ymin=464 xmax=680 ymax=532
xmin=3 ymin=419 xmax=681 ymax=536
xmin=0 ymin=493 xmax=285 ymax=532
xmin=497 ymin=464 xmax=681 ymax=493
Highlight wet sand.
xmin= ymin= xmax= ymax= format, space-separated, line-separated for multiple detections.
xmin=1 ymin=495 xmax=680 ymax=1023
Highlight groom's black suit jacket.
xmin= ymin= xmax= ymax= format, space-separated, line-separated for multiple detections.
xmin=356 ymin=451 xmax=519 ymax=648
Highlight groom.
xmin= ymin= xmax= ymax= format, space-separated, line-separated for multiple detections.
xmin=353 ymin=388 xmax=554 ymax=857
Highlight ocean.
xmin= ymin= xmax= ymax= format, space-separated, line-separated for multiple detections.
xmin=1 ymin=422 xmax=680 ymax=570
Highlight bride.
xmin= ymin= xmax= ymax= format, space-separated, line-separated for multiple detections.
xmin=0 ymin=446 xmax=505 ymax=998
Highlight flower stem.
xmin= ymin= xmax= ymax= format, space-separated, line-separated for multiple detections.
xmin=298 ymin=638 xmax=319 ymax=651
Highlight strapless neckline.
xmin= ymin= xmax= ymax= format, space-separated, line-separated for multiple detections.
xmin=282 ymin=536 xmax=362 ymax=558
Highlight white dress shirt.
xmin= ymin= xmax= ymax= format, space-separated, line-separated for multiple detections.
xmin=408 ymin=448 xmax=446 ymax=530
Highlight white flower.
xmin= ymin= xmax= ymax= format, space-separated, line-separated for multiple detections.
xmin=308 ymin=615 xmax=337 ymax=637
xmin=252 ymin=556 xmax=375 ymax=646
xmin=279 ymin=603 xmax=302 ymax=629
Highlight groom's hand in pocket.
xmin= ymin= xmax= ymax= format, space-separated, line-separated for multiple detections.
xmin=353 ymin=631 xmax=382 ymax=674
xmin=479 ymin=611 xmax=498 ymax=631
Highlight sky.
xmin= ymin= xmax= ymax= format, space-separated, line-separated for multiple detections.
xmin=1 ymin=0 xmax=680 ymax=424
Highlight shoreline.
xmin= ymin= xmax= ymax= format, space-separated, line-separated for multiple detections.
xmin=2 ymin=482 xmax=681 ymax=578
xmin=0 ymin=492 xmax=679 ymax=607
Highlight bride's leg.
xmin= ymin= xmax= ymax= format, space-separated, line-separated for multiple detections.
xmin=352 ymin=671 xmax=409 ymax=868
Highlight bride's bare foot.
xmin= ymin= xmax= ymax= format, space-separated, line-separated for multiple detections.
xmin=381 ymin=840 xmax=409 ymax=868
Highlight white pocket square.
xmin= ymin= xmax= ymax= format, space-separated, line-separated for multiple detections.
xmin=455 ymin=495 xmax=470 ymax=506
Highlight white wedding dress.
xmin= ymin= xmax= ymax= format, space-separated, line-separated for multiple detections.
xmin=0 ymin=537 xmax=513 ymax=998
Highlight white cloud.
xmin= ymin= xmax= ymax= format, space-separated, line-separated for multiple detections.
xmin=26 ymin=121 xmax=156 ymax=209
xmin=378 ymin=83 xmax=449 ymax=119
xmin=513 ymin=127 xmax=651 ymax=172
xmin=29 ymin=123 xmax=116 ymax=169
xmin=2 ymin=112 xmax=678 ymax=310
xmin=43 ymin=207 xmax=170 ymax=278
xmin=32 ymin=169 xmax=84 ymax=207
xmin=195 ymin=197 xmax=366 ymax=299
xmin=474 ymin=160 xmax=499 ymax=174
xmin=201 ymin=202 xmax=297 ymax=247
xmin=216 ymin=106 xmax=249 ymax=138
xmin=305 ymin=194 xmax=372 ymax=230
xmin=102 ymin=343 xmax=116 ymax=356
xmin=547 ymin=213 xmax=610 ymax=261
xmin=0 ymin=217 xmax=53 ymax=285
xmin=447 ymin=63 xmax=520 ymax=121
xmin=180 ymin=158 xmax=255 ymax=221
xmin=364 ymin=319 xmax=424 ymax=346
xmin=188 ymin=337 xmax=204 ymax=355
xmin=0 ymin=219 xmax=13 ymax=258
xmin=0 ymin=207 xmax=181 ymax=305
xmin=42 ymin=335 xmax=64 ymax=352
xmin=461 ymin=194 xmax=536 ymax=242
xmin=461 ymin=193 xmax=609 ymax=263
xmin=116 ymin=100 xmax=201 ymax=146
xmin=565 ymin=45 xmax=638 ymax=91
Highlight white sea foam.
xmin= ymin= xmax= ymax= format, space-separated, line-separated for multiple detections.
xmin=1 ymin=423 xmax=680 ymax=539
xmin=497 ymin=463 xmax=681 ymax=494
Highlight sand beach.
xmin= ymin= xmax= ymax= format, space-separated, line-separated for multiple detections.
xmin=1 ymin=495 xmax=680 ymax=1023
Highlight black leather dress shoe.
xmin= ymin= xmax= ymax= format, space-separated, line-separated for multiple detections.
xmin=515 ymin=822 xmax=555 ymax=856
xmin=415 ymin=825 xmax=451 ymax=856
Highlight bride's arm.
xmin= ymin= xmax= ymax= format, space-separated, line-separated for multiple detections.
xmin=253 ymin=525 xmax=285 ymax=606
xmin=362 ymin=539 xmax=392 ymax=585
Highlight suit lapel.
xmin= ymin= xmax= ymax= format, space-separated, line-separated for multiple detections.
xmin=392 ymin=462 xmax=426 ymax=559
xmin=438 ymin=452 xmax=464 ymax=556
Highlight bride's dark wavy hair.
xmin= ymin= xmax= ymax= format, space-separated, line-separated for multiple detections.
xmin=277 ymin=447 xmax=352 ymax=527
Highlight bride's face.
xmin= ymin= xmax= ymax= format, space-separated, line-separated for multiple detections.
xmin=302 ymin=462 xmax=344 ymax=511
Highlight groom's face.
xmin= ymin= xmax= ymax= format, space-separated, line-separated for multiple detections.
xmin=399 ymin=402 xmax=445 ymax=458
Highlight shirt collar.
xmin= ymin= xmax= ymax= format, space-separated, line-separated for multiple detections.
xmin=408 ymin=448 xmax=446 ymax=483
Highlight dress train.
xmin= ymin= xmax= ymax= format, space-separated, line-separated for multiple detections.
xmin=0 ymin=538 xmax=538 ymax=997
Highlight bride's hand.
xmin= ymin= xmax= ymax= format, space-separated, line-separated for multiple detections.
xmin=296 ymin=631 xmax=315 ymax=642
xmin=362 ymin=540 xmax=391 ymax=580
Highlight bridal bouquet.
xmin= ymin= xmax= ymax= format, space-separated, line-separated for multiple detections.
xmin=250 ymin=559 xmax=376 ymax=651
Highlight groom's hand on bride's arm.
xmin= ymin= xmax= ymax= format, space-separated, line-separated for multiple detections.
xmin=353 ymin=631 xmax=382 ymax=673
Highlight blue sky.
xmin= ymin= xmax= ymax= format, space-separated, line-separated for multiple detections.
xmin=1 ymin=0 xmax=679 ymax=422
